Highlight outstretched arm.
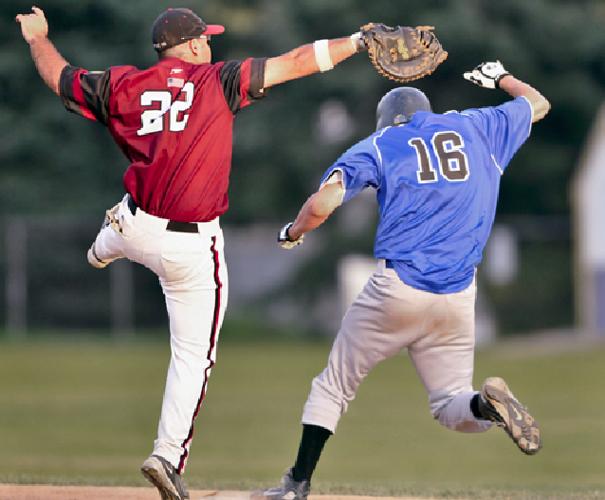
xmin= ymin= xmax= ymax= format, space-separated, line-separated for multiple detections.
xmin=263 ymin=34 xmax=364 ymax=89
xmin=17 ymin=7 xmax=110 ymax=123
xmin=16 ymin=7 xmax=68 ymax=96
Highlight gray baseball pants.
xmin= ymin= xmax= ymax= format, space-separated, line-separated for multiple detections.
xmin=302 ymin=261 xmax=492 ymax=434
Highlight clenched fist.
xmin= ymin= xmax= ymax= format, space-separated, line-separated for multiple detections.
xmin=277 ymin=222 xmax=304 ymax=250
xmin=16 ymin=6 xmax=48 ymax=44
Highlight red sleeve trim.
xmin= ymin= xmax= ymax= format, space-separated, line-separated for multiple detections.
xmin=72 ymin=69 xmax=97 ymax=121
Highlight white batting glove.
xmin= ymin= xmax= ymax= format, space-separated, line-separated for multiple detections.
xmin=277 ymin=222 xmax=304 ymax=250
xmin=463 ymin=61 xmax=510 ymax=89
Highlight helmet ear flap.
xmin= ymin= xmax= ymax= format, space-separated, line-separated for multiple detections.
xmin=393 ymin=114 xmax=407 ymax=125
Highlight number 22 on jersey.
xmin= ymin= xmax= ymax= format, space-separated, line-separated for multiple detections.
xmin=137 ymin=82 xmax=195 ymax=136
xmin=408 ymin=131 xmax=469 ymax=183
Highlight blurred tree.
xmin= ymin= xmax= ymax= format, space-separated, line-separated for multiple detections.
xmin=2 ymin=0 xmax=604 ymax=218
xmin=2 ymin=0 xmax=604 ymax=333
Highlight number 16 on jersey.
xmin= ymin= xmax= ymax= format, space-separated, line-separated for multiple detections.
xmin=409 ymin=131 xmax=469 ymax=184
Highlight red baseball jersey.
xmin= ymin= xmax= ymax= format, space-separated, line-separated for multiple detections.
xmin=59 ymin=56 xmax=266 ymax=222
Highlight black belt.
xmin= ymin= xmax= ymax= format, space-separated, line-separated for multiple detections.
xmin=127 ymin=196 xmax=199 ymax=233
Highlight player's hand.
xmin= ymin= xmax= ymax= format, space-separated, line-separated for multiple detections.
xmin=277 ymin=222 xmax=304 ymax=250
xmin=16 ymin=6 xmax=49 ymax=45
xmin=463 ymin=61 xmax=510 ymax=89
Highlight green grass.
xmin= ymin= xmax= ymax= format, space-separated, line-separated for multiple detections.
xmin=0 ymin=335 xmax=604 ymax=499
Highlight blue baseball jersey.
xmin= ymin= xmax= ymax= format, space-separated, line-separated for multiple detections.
xmin=321 ymin=96 xmax=533 ymax=294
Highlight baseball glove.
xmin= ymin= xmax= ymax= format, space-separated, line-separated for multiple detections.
xmin=361 ymin=23 xmax=447 ymax=83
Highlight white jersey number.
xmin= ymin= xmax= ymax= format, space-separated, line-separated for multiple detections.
xmin=409 ymin=131 xmax=469 ymax=184
xmin=137 ymin=82 xmax=194 ymax=136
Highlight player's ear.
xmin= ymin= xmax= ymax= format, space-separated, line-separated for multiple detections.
xmin=188 ymin=39 xmax=199 ymax=56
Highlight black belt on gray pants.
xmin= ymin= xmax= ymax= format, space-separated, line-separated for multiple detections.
xmin=127 ymin=195 xmax=199 ymax=233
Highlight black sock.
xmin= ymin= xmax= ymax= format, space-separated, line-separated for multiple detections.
xmin=470 ymin=393 xmax=484 ymax=419
xmin=291 ymin=424 xmax=332 ymax=482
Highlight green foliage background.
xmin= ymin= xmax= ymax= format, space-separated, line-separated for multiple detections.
xmin=1 ymin=0 xmax=604 ymax=333
xmin=2 ymin=0 xmax=604 ymax=217
xmin=2 ymin=4 xmax=604 ymax=496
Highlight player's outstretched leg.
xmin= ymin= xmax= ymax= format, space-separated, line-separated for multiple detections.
xmin=141 ymin=454 xmax=190 ymax=500
xmin=477 ymin=377 xmax=541 ymax=455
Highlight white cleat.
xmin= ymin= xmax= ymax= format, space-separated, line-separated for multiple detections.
xmin=87 ymin=244 xmax=114 ymax=269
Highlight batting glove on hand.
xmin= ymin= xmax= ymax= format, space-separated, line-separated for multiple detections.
xmin=277 ymin=222 xmax=304 ymax=250
xmin=463 ymin=61 xmax=510 ymax=89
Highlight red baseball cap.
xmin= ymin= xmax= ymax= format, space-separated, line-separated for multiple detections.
xmin=152 ymin=8 xmax=225 ymax=52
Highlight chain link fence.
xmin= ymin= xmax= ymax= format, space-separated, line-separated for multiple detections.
xmin=0 ymin=214 xmax=574 ymax=339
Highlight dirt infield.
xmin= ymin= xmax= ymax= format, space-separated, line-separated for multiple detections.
xmin=0 ymin=484 xmax=432 ymax=500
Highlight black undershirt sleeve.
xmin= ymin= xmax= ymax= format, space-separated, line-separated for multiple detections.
xmin=59 ymin=65 xmax=111 ymax=124
xmin=219 ymin=58 xmax=267 ymax=114
xmin=248 ymin=58 xmax=267 ymax=99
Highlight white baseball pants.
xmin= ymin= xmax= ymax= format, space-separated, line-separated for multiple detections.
xmin=89 ymin=195 xmax=228 ymax=472
xmin=302 ymin=261 xmax=491 ymax=434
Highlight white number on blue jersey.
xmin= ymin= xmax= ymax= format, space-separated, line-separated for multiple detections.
xmin=409 ymin=131 xmax=469 ymax=184
xmin=137 ymin=82 xmax=194 ymax=136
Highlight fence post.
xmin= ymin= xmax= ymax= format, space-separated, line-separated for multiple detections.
xmin=110 ymin=259 xmax=134 ymax=338
xmin=5 ymin=217 xmax=28 ymax=337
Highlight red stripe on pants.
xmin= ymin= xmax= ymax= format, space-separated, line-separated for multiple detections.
xmin=177 ymin=236 xmax=223 ymax=473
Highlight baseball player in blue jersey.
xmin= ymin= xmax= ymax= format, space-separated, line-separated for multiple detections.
xmin=256 ymin=61 xmax=551 ymax=500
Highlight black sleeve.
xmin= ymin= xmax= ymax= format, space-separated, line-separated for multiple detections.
xmin=59 ymin=65 xmax=111 ymax=124
xmin=219 ymin=58 xmax=267 ymax=114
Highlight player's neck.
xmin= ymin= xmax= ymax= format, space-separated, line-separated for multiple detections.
xmin=159 ymin=53 xmax=211 ymax=65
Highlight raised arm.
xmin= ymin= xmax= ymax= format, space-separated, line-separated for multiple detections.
xmin=263 ymin=34 xmax=364 ymax=89
xmin=463 ymin=61 xmax=551 ymax=123
xmin=498 ymin=75 xmax=550 ymax=123
xmin=16 ymin=7 xmax=68 ymax=96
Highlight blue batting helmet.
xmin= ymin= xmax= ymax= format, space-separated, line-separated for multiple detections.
xmin=375 ymin=87 xmax=432 ymax=131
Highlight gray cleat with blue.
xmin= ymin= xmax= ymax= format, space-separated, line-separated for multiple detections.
xmin=253 ymin=468 xmax=310 ymax=500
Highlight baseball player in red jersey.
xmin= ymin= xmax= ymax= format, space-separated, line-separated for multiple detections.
xmin=17 ymin=6 xmax=371 ymax=499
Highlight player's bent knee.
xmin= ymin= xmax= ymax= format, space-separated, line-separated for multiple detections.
xmin=301 ymin=375 xmax=349 ymax=433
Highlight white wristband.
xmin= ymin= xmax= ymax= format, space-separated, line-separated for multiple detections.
xmin=313 ymin=39 xmax=334 ymax=72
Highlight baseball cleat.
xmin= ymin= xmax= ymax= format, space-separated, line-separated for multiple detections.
xmin=252 ymin=468 xmax=310 ymax=500
xmin=87 ymin=243 xmax=114 ymax=269
xmin=141 ymin=454 xmax=190 ymax=500
xmin=479 ymin=377 xmax=541 ymax=455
